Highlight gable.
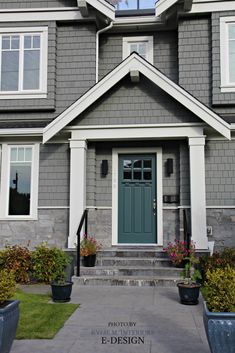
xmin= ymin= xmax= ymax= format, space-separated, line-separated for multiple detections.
xmin=72 ymin=75 xmax=201 ymax=126
xmin=43 ymin=53 xmax=231 ymax=142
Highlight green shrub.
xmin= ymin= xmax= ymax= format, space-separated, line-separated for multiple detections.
xmin=32 ymin=243 xmax=71 ymax=283
xmin=204 ymin=265 xmax=235 ymax=312
xmin=0 ymin=269 xmax=17 ymax=304
xmin=0 ymin=245 xmax=32 ymax=283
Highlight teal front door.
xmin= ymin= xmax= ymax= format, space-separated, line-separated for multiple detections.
xmin=118 ymin=154 xmax=157 ymax=244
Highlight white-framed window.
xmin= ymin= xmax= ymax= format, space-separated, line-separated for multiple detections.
xmin=220 ymin=17 xmax=235 ymax=92
xmin=123 ymin=36 xmax=154 ymax=64
xmin=0 ymin=27 xmax=48 ymax=99
xmin=0 ymin=143 xmax=39 ymax=220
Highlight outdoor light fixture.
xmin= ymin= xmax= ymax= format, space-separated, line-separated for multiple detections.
xmin=101 ymin=160 xmax=108 ymax=177
xmin=166 ymin=158 xmax=173 ymax=176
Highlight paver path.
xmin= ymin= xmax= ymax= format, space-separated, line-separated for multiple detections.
xmin=11 ymin=286 xmax=210 ymax=353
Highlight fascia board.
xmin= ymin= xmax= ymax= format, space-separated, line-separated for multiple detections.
xmin=155 ymin=0 xmax=178 ymax=16
xmin=85 ymin=0 xmax=115 ymax=20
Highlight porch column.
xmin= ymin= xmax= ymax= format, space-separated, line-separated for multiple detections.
xmin=68 ymin=139 xmax=87 ymax=248
xmin=188 ymin=137 xmax=208 ymax=250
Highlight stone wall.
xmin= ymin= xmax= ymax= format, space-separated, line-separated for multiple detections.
xmin=0 ymin=209 xmax=69 ymax=249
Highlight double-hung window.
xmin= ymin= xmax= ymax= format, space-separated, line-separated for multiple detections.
xmin=0 ymin=144 xmax=39 ymax=219
xmin=0 ymin=27 xmax=48 ymax=99
xmin=220 ymin=18 xmax=235 ymax=92
xmin=123 ymin=36 xmax=153 ymax=64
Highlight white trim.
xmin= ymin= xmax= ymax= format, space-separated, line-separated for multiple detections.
xmin=156 ymin=0 xmax=235 ymax=16
xmin=69 ymin=125 xmax=204 ymax=141
xmin=43 ymin=53 xmax=231 ymax=143
xmin=114 ymin=16 xmax=163 ymax=27
xmin=206 ymin=205 xmax=235 ymax=209
xmin=86 ymin=206 xmax=112 ymax=210
xmin=0 ymin=143 xmax=39 ymax=220
xmin=0 ymin=128 xmax=43 ymax=136
xmin=67 ymin=122 xmax=205 ymax=130
xmin=112 ymin=147 xmax=163 ymax=247
xmin=123 ymin=36 xmax=154 ymax=64
xmin=220 ymin=17 xmax=235 ymax=92
xmin=155 ymin=0 xmax=178 ymax=17
xmin=85 ymin=0 xmax=115 ymax=20
xmin=0 ymin=9 xmax=83 ymax=22
xmin=190 ymin=1 xmax=235 ymax=13
xmin=38 ymin=206 xmax=70 ymax=209
xmin=0 ymin=27 xmax=48 ymax=98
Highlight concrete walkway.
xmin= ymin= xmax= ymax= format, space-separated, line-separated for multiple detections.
xmin=11 ymin=285 xmax=210 ymax=353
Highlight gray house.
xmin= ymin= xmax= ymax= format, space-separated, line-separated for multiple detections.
xmin=0 ymin=0 xmax=234 ymax=255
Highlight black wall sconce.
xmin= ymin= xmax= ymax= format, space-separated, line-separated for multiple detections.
xmin=166 ymin=158 xmax=173 ymax=177
xmin=101 ymin=160 xmax=108 ymax=177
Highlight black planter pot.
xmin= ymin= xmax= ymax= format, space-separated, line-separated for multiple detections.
xmin=51 ymin=281 xmax=73 ymax=303
xmin=82 ymin=254 xmax=96 ymax=267
xmin=0 ymin=300 xmax=20 ymax=353
xmin=177 ymin=282 xmax=201 ymax=305
xmin=203 ymin=301 xmax=235 ymax=353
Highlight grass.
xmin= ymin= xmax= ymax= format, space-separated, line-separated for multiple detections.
xmin=13 ymin=290 xmax=79 ymax=339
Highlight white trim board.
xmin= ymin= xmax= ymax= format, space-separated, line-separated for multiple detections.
xmin=85 ymin=0 xmax=115 ymax=20
xmin=112 ymin=147 xmax=163 ymax=247
xmin=43 ymin=53 xmax=230 ymax=143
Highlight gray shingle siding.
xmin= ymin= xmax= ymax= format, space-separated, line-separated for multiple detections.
xmin=39 ymin=143 xmax=70 ymax=207
xmin=73 ymin=76 xmax=200 ymax=126
xmin=0 ymin=0 xmax=77 ymax=8
xmin=205 ymin=140 xmax=235 ymax=206
xmin=178 ymin=16 xmax=211 ymax=106
xmin=99 ymin=31 xmax=178 ymax=82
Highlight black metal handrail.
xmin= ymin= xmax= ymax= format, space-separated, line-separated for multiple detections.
xmin=183 ymin=208 xmax=191 ymax=250
xmin=76 ymin=209 xmax=88 ymax=277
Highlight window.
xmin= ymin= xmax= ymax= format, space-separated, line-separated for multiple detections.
xmin=0 ymin=144 xmax=39 ymax=219
xmin=0 ymin=27 xmax=48 ymax=99
xmin=220 ymin=18 xmax=235 ymax=92
xmin=110 ymin=0 xmax=155 ymax=11
xmin=123 ymin=36 xmax=153 ymax=64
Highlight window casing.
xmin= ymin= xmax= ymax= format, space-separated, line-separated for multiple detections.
xmin=123 ymin=36 xmax=154 ymax=64
xmin=220 ymin=18 xmax=235 ymax=92
xmin=0 ymin=27 xmax=48 ymax=99
xmin=0 ymin=143 xmax=39 ymax=219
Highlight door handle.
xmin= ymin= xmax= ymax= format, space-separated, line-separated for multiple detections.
xmin=153 ymin=198 xmax=157 ymax=215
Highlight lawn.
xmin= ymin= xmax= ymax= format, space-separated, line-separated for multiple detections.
xmin=14 ymin=290 xmax=79 ymax=339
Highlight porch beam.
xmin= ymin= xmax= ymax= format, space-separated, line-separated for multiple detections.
xmin=188 ymin=136 xmax=208 ymax=250
xmin=68 ymin=138 xmax=87 ymax=248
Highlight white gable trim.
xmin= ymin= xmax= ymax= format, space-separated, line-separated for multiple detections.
xmin=85 ymin=0 xmax=115 ymax=20
xmin=155 ymin=0 xmax=178 ymax=17
xmin=43 ymin=53 xmax=231 ymax=143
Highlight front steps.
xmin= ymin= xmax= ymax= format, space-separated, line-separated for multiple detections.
xmin=73 ymin=248 xmax=182 ymax=287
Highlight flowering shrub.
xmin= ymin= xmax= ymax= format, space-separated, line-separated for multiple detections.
xmin=164 ymin=239 xmax=195 ymax=265
xmin=80 ymin=235 xmax=102 ymax=257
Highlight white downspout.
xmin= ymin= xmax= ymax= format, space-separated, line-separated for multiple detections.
xmin=96 ymin=21 xmax=114 ymax=83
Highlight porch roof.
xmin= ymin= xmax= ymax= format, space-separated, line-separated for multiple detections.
xmin=43 ymin=53 xmax=231 ymax=143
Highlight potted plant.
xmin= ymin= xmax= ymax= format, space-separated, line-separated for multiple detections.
xmin=164 ymin=239 xmax=194 ymax=267
xmin=0 ymin=269 xmax=19 ymax=353
xmin=203 ymin=265 xmax=235 ymax=353
xmin=177 ymin=253 xmax=202 ymax=305
xmin=80 ymin=235 xmax=102 ymax=267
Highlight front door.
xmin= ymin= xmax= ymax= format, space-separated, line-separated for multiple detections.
xmin=118 ymin=154 xmax=157 ymax=244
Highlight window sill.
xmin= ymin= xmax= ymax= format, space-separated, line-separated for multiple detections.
xmin=0 ymin=216 xmax=37 ymax=221
xmin=0 ymin=92 xmax=47 ymax=100
xmin=220 ymin=85 xmax=235 ymax=93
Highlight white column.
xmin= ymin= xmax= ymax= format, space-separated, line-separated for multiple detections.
xmin=68 ymin=139 xmax=87 ymax=248
xmin=188 ymin=137 xmax=208 ymax=250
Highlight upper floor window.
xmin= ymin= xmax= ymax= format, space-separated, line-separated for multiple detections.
xmin=220 ymin=18 xmax=235 ymax=92
xmin=0 ymin=27 xmax=48 ymax=99
xmin=123 ymin=36 xmax=153 ymax=64
xmin=110 ymin=0 xmax=155 ymax=15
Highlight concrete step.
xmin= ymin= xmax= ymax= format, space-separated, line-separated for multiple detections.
xmin=72 ymin=275 xmax=179 ymax=287
xmin=80 ymin=266 xmax=182 ymax=277
xmin=98 ymin=248 xmax=167 ymax=258
xmin=95 ymin=256 xmax=172 ymax=267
